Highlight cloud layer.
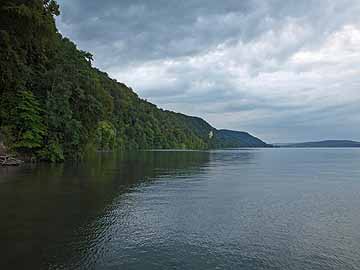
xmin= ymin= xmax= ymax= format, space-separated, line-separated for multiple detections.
xmin=57 ymin=0 xmax=360 ymax=142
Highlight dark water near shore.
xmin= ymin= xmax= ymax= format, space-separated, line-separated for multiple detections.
xmin=1 ymin=148 xmax=360 ymax=269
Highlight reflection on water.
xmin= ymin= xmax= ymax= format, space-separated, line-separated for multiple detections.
xmin=1 ymin=149 xmax=360 ymax=269
xmin=0 ymin=151 xmax=211 ymax=269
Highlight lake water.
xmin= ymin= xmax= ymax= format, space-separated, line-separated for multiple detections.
xmin=1 ymin=148 xmax=360 ymax=269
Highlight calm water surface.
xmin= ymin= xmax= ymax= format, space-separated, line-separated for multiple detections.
xmin=1 ymin=148 xmax=360 ymax=269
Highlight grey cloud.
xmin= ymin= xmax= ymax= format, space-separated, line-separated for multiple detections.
xmin=57 ymin=0 xmax=360 ymax=66
xmin=57 ymin=0 xmax=253 ymax=67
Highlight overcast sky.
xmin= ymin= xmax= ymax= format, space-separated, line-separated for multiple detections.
xmin=56 ymin=0 xmax=360 ymax=143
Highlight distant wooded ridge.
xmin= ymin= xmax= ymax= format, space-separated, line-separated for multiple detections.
xmin=275 ymin=140 xmax=360 ymax=148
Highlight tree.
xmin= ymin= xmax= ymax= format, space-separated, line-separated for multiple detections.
xmin=95 ymin=121 xmax=116 ymax=151
xmin=13 ymin=90 xmax=46 ymax=154
xmin=43 ymin=0 xmax=60 ymax=16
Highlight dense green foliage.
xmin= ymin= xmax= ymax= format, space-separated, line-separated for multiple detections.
xmin=0 ymin=0 xmax=268 ymax=161
xmin=12 ymin=90 xmax=46 ymax=153
xmin=211 ymin=130 xmax=269 ymax=148
xmin=95 ymin=121 xmax=116 ymax=151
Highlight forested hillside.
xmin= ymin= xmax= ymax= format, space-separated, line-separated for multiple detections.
xmin=0 ymin=0 xmax=268 ymax=162
xmin=212 ymin=130 xmax=269 ymax=148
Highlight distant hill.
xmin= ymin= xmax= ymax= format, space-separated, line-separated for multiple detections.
xmin=211 ymin=130 xmax=271 ymax=148
xmin=279 ymin=140 xmax=360 ymax=148
xmin=154 ymin=114 xmax=271 ymax=148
